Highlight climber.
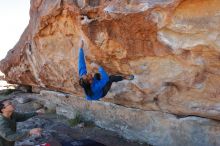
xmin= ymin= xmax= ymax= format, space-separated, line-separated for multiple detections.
xmin=0 ymin=99 xmax=44 ymax=146
xmin=78 ymin=40 xmax=134 ymax=100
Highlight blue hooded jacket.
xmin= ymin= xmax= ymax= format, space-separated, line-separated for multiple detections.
xmin=78 ymin=48 xmax=109 ymax=100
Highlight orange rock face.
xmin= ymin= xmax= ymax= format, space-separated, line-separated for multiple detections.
xmin=1 ymin=0 xmax=220 ymax=120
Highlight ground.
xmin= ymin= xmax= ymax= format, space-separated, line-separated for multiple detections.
xmin=0 ymin=88 xmax=150 ymax=146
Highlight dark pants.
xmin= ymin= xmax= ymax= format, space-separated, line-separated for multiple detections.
xmin=102 ymin=75 xmax=124 ymax=97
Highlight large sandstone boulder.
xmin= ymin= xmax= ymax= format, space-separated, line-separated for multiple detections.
xmin=1 ymin=0 xmax=220 ymax=123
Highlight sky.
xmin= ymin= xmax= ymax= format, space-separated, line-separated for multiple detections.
xmin=0 ymin=0 xmax=30 ymax=61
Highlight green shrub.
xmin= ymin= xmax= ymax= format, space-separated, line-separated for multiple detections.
xmin=68 ymin=114 xmax=82 ymax=127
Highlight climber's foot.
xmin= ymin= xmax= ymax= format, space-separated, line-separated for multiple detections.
xmin=123 ymin=75 xmax=134 ymax=80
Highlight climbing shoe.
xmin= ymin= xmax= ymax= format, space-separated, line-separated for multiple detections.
xmin=124 ymin=75 xmax=134 ymax=80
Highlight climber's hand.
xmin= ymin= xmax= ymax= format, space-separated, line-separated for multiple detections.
xmin=80 ymin=39 xmax=84 ymax=49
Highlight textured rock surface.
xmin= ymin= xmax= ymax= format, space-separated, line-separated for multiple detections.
xmin=40 ymin=90 xmax=220 ymax=146
xmin=1 ymin=92 xmax=144 ymax=146
xmin=0 ymin=0 xmax=220 ymax=143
